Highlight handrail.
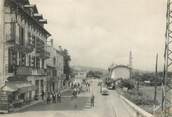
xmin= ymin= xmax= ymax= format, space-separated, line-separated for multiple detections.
xmin=120 ymin=95 xmax=153 ymax=117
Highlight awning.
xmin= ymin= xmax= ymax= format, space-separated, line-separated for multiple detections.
xmin=1 ymin=81 xmax=35 ymax=93
xmin=17 ymin=82 xmax=36 ymax=93
xmin=1 ymin=84 xmax=18 ymax=92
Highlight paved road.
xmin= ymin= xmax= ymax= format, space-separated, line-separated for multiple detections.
xmin=1 ymin=79 xmax=135 ymax=117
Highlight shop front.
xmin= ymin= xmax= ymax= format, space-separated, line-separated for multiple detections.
xmin=0 ymin=81 xmax=35 ymax=113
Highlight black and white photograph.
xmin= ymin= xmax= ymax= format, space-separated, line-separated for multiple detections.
xmin=0 ymin=0 xmax=170 ymax=117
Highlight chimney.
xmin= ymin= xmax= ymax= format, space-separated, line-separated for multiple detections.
xmin=58 ymin=45 xmax=63 ymax=52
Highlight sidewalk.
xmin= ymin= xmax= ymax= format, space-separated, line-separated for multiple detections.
xmin=10 ymin=100 xmax=43 ymax=113
xmin=11 ymin=88 xmax=71 ymax=113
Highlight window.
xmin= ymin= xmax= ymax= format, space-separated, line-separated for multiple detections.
xmin=32 ymin=56 xmax=36 ymax=68
xmin=36 ymin=57 xmax=40 ymax=68
xmin=8 ymin=48 xmax=17 ymax=73
xmin=8 ymin=48 xmax=13 ymax=73
xmin=28 ymin=32 xmax=31 ymax=45
xmin=19 ymin=26 xmax=25 ymax=46
xmin=19 ymin=52 xmax=26 ymax=66
xmin=11 ymin=22 xmax=16 ymax=42
xmin=53 ymin=57 xmax=56 ymax=66
xmin=28 ymin=55 xmax=31 ymax=67
xmin=42 ymin=59 xmax=45 ymax=69
xmin=32 ymin=35 xmax=36 ymax=47
xmin=53 ymin=70 xmax=57 ymax=77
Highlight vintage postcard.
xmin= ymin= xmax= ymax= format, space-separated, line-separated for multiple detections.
xmin=0 ymin=0 xmax=169 ymax=117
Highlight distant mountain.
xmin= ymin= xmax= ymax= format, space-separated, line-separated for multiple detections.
xmin=71 ymin=65 xmax=108 ymax=74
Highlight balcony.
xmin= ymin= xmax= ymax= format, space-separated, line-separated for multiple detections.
xmin=16 ymin=66 xmax=47 ymax=76
xmin=32 ymin=68 xmax=47 ymax=76
xmin=36 ymin=50 xmax=50 ymax=59
xmin=6 ymin=34 xmax=15 ymax=44
xmin=25 ymin=43 xmax=34 ymax=53
xmin=6 ymin=34 xmax=34 ymax=53
xmin=12 ymin=43 xmax=34 ymax=54
xmin=16 ymin=66 xmax=32 ymax=76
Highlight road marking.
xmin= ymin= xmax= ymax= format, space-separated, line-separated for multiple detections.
xmin=112 ymin=106 xmax=117 ymax=117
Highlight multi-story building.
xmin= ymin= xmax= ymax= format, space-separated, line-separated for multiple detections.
xmin=46 ymin=44 xmax=64 ymax=93
xmin=56 ymin=49 xmax=65 ymax=90
xmin=0 ymin=0 xmax=51 ymax=112
xmin=110 ymin=65 xmax=130 ymax=80
xmin=46 ymin=44 xmax=58 ymax=93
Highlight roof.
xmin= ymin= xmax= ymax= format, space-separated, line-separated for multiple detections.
xmin=9 ymin=0 xmax=51 ymax=37
xmin=14 ymin=0 xmax=30 ymax=5
xmin=112 ymin=65 xmax=130 ymax=70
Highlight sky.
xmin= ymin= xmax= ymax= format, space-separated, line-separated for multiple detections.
xmin=31 ymin=0 xmax=166 ymax=71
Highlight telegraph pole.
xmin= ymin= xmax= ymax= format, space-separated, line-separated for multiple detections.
xmin=154 ymin=54 xmax=158 ymax=106
xmin=129 ymin=51 xmax=133 ymax=79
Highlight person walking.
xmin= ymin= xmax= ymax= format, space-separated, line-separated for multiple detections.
xmin=52 ymin=92 xmax=56 ymax=103
xmin=57 ymin=92 xmax=61 ymax=103
xmin=47 ymin=93 xmax=51 ymax=104
xmin=90 ymin=94 xmax=95 ymax=107
xmin=88 ymin=83 xmax=90 ymax=91
xmin=41 ymin=90 xmax=45 ymax=100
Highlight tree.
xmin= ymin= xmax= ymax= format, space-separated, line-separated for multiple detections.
xmin=119 ymin=79 xmax=134 ymax=91
xmin=86 ymin=70 xmax=103 ymax=78
xmin=61 ymin=49 xmax=71 ymax=81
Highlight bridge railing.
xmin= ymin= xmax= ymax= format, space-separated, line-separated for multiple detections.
xmin=120 ymin=95 xmax=154 ymax=117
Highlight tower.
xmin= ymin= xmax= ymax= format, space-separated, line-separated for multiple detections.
xmin=162 ymin=0 xmax=172 ymax=116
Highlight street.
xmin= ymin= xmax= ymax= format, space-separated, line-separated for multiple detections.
xmin=1 ymin=79 xmax=135 ymax=117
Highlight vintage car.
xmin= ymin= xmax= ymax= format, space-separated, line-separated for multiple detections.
xmin=101 ymin=87 xmax=109 ymax=95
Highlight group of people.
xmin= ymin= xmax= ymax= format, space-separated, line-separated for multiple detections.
xmin=39 ymin=79 xmax=95 ymax=108
xmin=41 ymin=91 xmax=62 ymax=104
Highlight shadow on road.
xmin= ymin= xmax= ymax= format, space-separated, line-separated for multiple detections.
xmin=18 ymin=92 xmax=92 ymax=113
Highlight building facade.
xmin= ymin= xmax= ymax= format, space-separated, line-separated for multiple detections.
xmin=0 ymin=0 xmax=51 ymax=112
xmin=0 ymin=0 xmax=68 ymax=113
xmin=56 ymin=50 xmax=65 ymax=91
xmin=110 ymin=65 xmax=130 ymax=80
xmin=46 ymin=45 xmax=64 ymax=93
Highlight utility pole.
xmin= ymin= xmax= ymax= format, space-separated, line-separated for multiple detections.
xmin=154 ymin=54 xmax=158 ymax=106
xmin=162 ymin=0 xmax=172 ymax=116
xmin=129 ymin=51 xmax=133 ymax=79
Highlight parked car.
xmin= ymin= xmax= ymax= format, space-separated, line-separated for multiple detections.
xmin=101 ymin=87 xmax=109 ymax=95
xmin=107 ymin=82 xmax=116 ymax=90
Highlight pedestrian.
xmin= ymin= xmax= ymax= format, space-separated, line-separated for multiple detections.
xmin=41 ymin=90 xmax=45 ymax=100
xmin=90 ymin=95 xmax=95 ymax=107
xmin=47 ymin=93 xmax=50 ymax=104
xmin=52 ymin=92 xmax=56 ymax=103
xmin=88 ymin=83 xmax=90 ymax=92
xmin=74 ymin=88 xmax=77 ymax=98
xmin=57 ymin=92 xmax=61 ymax=103
xmin=50 ymin=92 xmax=53 ymax=103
